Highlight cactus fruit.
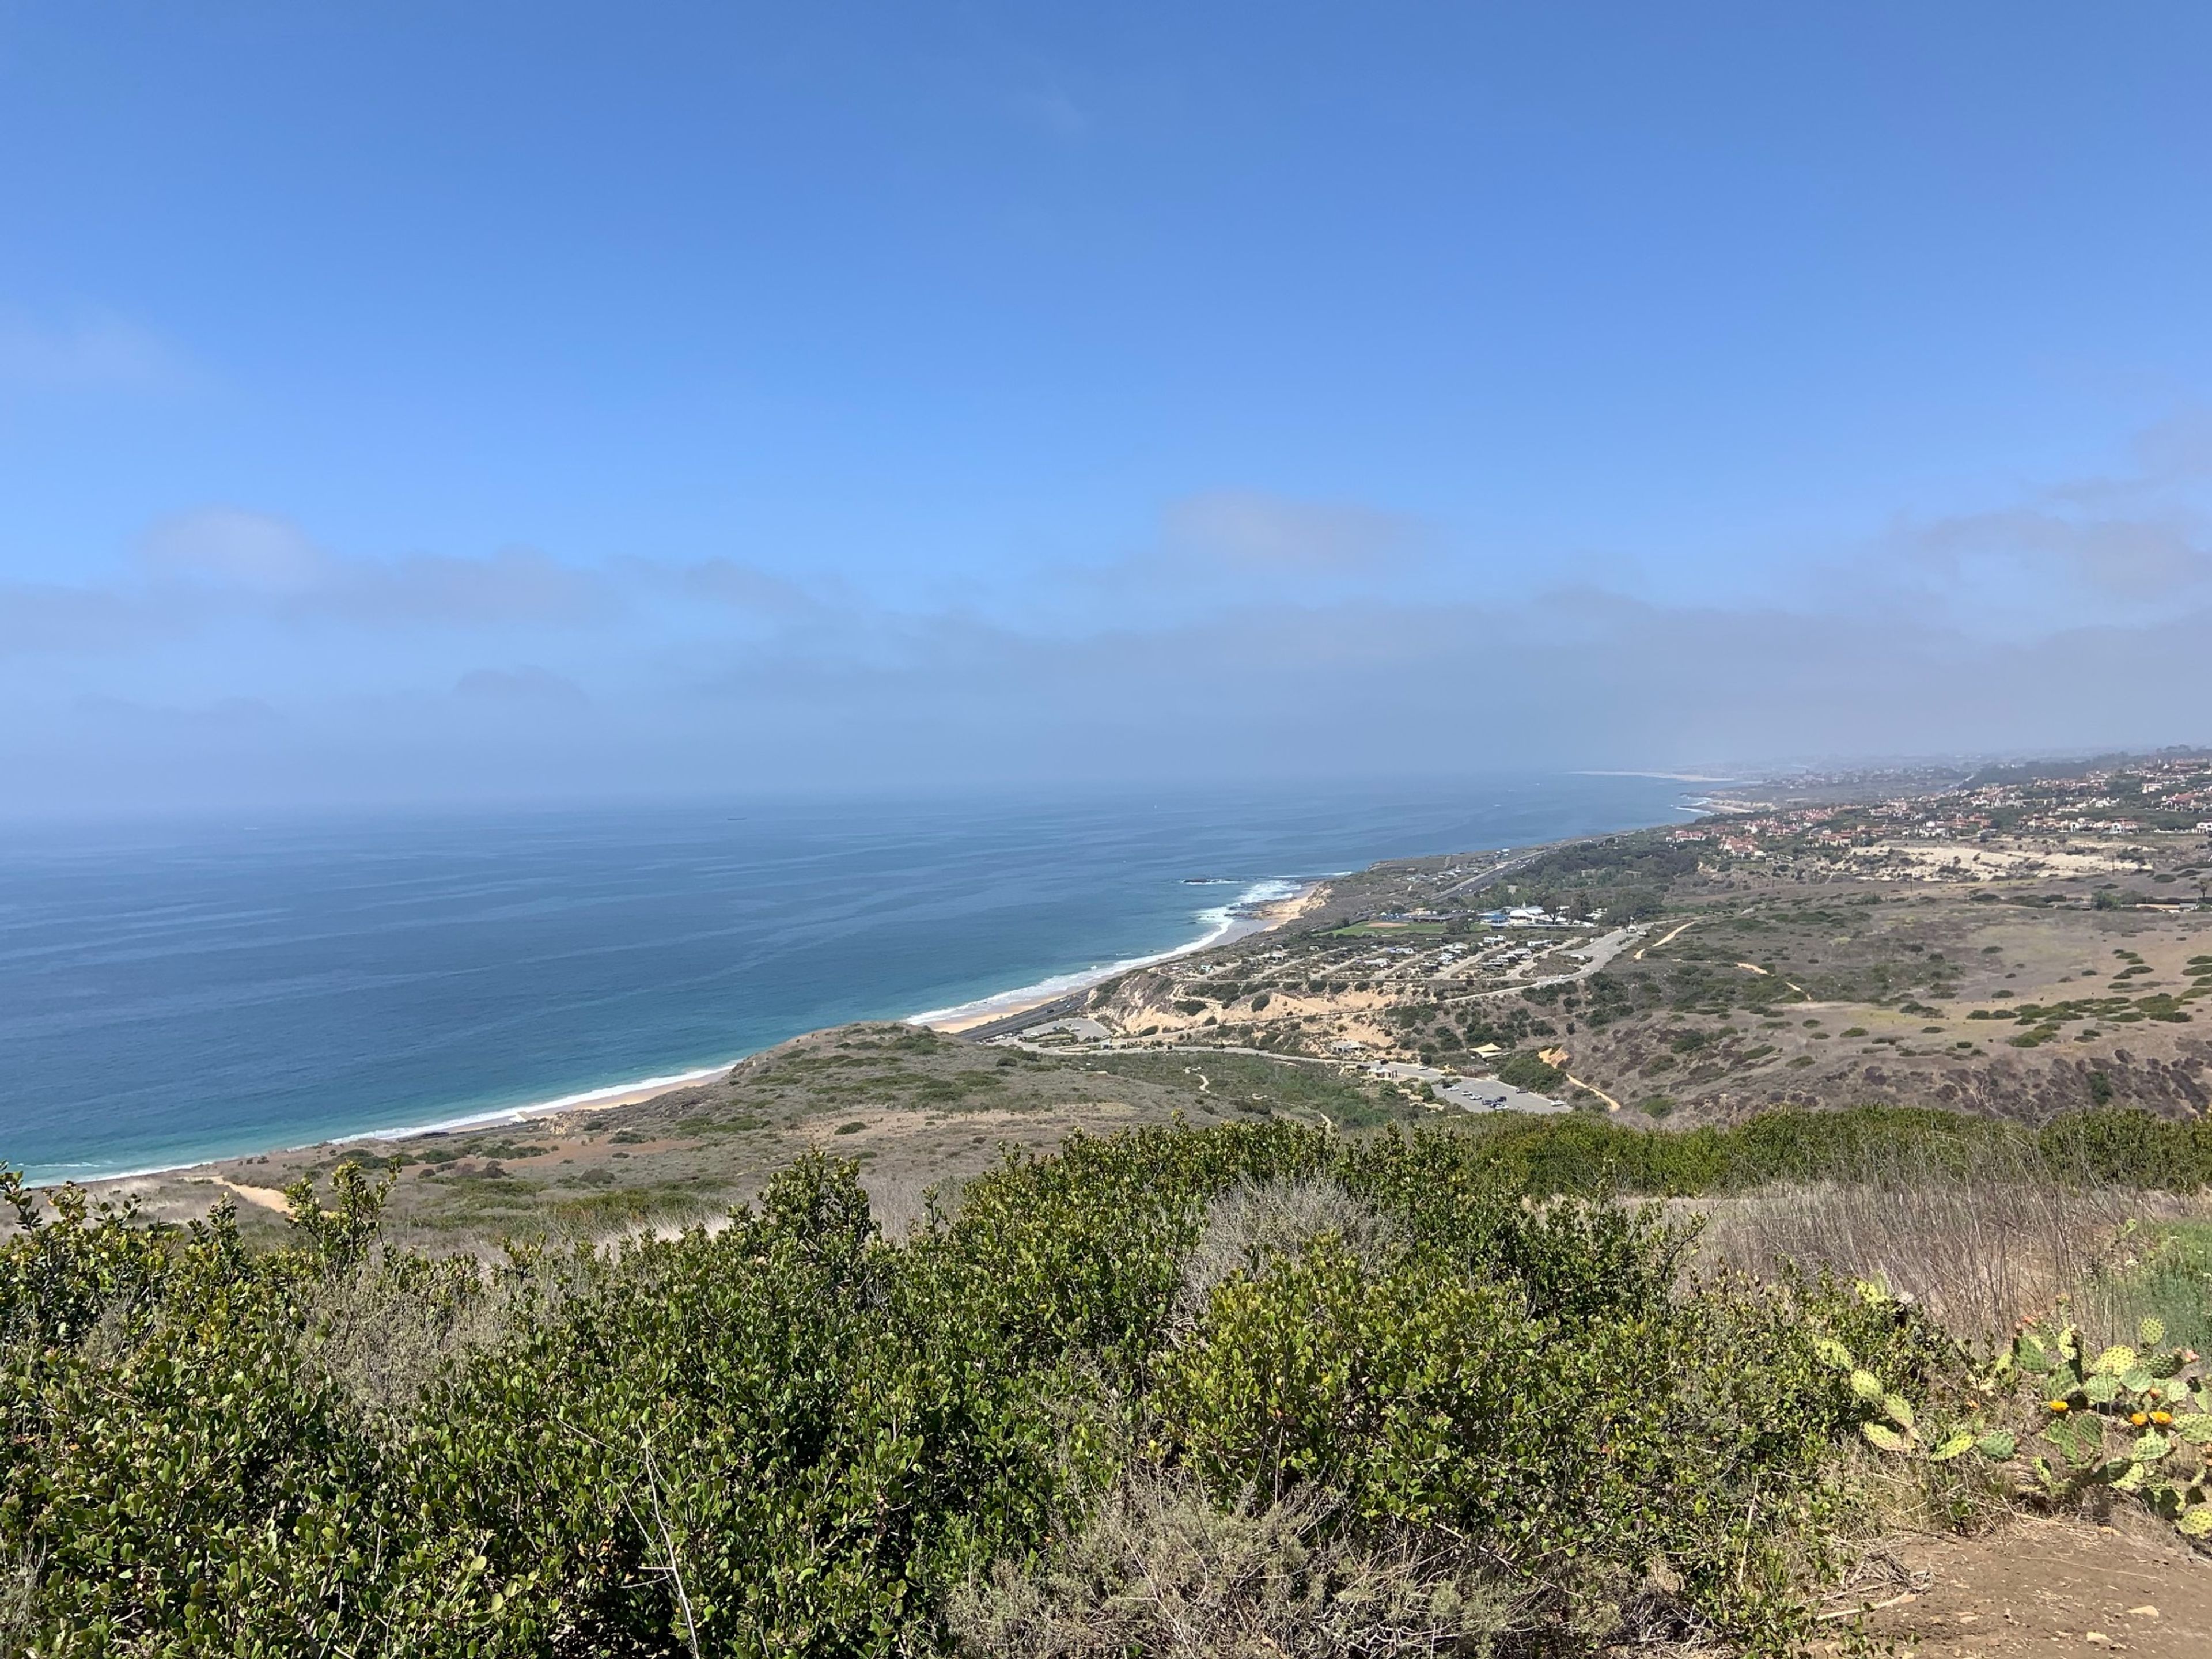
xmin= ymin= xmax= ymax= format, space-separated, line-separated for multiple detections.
xmin=1978 ymin=1319 xmax=2212 ymax=1540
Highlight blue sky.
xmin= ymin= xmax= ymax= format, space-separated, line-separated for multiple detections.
xmin=4 ymin=3 xmax=2210 ymax=811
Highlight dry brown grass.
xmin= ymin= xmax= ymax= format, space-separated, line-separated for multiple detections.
xmin=1176 ymin=1176 xmax=1399 ymax=1322
xmin=309 ymin=1251 xmax=514 ymax=1419
xmin=1680 ymin=1143 xmax=2206 ymax=1348
xmin=861 ymin=1165 xmax=961 ymax=1240
xmin=945 ymin=1464 xmax=1511 ymax=1659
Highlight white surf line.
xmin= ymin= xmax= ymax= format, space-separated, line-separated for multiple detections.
xmin=36 ymin=1059 xmax=745 ymax=1190
xmin=906 ymin=877 xmax=1311 ymax=1029
xmin=352 ymin=1062 xmax=740 ymax=1145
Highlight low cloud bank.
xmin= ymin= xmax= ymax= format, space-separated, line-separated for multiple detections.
xmin=3 ymin=455 xmax=2208 ymax=813
xmin=4 ymin=585 xmax=2202 ymax=815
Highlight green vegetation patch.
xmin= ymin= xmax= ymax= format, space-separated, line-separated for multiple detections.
xmin=0 ymin=1128 xmax=1967 ymax=1655
xmin=2074 ymin=1219 xmax=2212 ymax=1361
xmin=1494 ymin=1049 xmax=1566 ymax=1093
xmin=1429 ymin=1105 xmax=2212 ymax=1199
xmin=1082 ymin=1050 xmax=1415 ymax=1130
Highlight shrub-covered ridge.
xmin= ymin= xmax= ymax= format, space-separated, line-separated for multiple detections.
xmin=0 ymin=1118 xmax=2147 ymax=1656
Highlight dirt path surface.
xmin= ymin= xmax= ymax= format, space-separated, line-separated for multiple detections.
xmin=211 ymin=1176 xmax=292 ymax=1213
xmin=1813 ymin=1521 xmax=2212 ymax=1657
xmin=1634 ymin=917 xmax=1696 ymax=958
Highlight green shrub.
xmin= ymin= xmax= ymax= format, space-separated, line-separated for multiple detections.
xmin=14 ymin=1108 xmax=2180 ymax=1655
xmin=1495 ymin=1049 xmax=1565 ymax=1092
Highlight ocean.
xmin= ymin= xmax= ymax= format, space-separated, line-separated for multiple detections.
xmin=0 ymin=775 xmax=1700 ymax=1183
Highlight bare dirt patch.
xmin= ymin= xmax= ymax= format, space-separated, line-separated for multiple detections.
xmin=1813 ymin=1520 xmax=2212 ymax=1658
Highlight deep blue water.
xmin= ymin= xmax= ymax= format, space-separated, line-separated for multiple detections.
xmin=0 ymin=777 xmax=1696 ymax=1182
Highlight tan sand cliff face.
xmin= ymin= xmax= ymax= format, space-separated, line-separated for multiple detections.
xmin=1847 ymin=842 xmax=2148 ymax=882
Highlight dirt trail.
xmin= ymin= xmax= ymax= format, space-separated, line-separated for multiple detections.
xmin=1564 ymin=1073 xmax=1622 ymax=1112
xmin=211 ymin=1176 xmax=292 ymax=1214
xmin=1635 ymin=918 xmax=1697 ymax=959
xmin=1809 ymin=1520 xmax=2212 ymax=1658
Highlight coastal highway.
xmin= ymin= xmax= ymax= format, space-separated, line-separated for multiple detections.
xmin=1427 ymin=850 xmax=1543 ymax=902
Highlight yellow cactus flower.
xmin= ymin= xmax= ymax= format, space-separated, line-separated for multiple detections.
xmin=2130 ymin=1411 xmax=2150 ymax=1427
xmin=2047 ymin=1399 xmax=2071 ymax=1413
xmin=2152 ymin=1410 xmax=2173 ymax=1426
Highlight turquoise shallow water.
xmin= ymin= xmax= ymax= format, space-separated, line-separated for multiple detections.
xmin=0 ymin=777 xmax=1696 ymax=1182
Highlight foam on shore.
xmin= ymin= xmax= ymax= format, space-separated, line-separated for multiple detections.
xmin=50 ymin=1062 xmax=747 ymax=1188
xmin=365 ymin=1063 xmax=740 ymax=1141
xmin=905 ymin=877 xmax=1308 ymax=1030
xmin=52 ymin=878 xmax=1316 ymax=1188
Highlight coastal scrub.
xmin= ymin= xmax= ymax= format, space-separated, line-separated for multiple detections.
xmin=0 ymin=1122 xmax=2132 ymax=1657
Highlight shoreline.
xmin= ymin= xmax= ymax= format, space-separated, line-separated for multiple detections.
xmin=35 ymin=1062 xmax=748 ymax=1191
xmin=910 ymin=877 xmax=1323 ymax=1033
xmin=34 ymin=876 xmax=1331 ymax=1190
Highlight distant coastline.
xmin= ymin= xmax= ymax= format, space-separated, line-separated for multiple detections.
xmin=5 ymin=777 xmax=1701 ymax=1187
xmin=29 ymin=877 xmax=1328 ymax=1187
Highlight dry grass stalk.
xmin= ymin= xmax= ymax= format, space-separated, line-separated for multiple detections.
xmin=946 ymin=1464 xmax=1509 ymax=1659
xmin=1177 ymin=1176 xmax=1398 ymax=1321
xmin=309 ymin=1251 xmax=512 ymax=1418
xmin=1679 ymin=1138 xmax=2202 ymax=1346
xmin=1687 ymin=1179 xmax=2121 ymax=1344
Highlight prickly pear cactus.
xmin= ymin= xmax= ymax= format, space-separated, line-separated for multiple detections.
xmin=1999 ymin=1315 xmax=2212 ymax=1537
xmin=1816 ymin=1329 xmax=2002 ymax=1463
xmin=1825 ymin=1304 xmax=2212 ymax=1541
xmin=1816 ymin=1281 xmax=2212 ymax=1543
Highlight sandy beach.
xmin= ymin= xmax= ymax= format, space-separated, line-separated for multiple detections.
xmin=24 ymin=877 xmax=1333 ymax=1210
xmin=915 ymin=878 xmax=1328 ymax=1033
